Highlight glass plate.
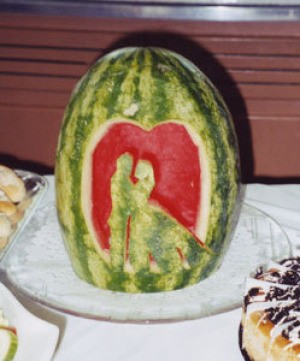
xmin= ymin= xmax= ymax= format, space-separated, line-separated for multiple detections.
xmin=0 ymin=282 xmax=59 ymax=361
xmin=0 ymin=171 xmax=48 ymax=262
xmin=1 ymin=202 xmax=291 ymax=322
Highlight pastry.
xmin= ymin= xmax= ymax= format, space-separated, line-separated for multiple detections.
xmin=0 ymin=165 xmax=25 ymax=204
xmin=240 ymin=257 xmax=300 ymax=361
xmin=0 ymin=165 xmax=26 ymax=249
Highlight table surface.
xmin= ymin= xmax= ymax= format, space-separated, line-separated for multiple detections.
xmin=4 ymin=178 xmax=300 ymax=361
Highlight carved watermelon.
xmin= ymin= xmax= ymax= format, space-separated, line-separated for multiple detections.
xmin=55 ymin=47 xmax=241 ymax=293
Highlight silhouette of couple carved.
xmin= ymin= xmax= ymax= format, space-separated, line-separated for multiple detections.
xmin=108 ymin=153 xmax=206 ymax=274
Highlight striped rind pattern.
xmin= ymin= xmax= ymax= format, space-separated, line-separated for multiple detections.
xmin=55 ymin=47 xmax=241 ymax=292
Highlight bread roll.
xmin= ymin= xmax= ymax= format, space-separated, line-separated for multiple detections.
xmin=0 ymin=165 xmax=26 ymax=203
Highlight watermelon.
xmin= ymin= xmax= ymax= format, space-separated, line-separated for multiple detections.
xmin=0 ymin=327 xmax=18 ymax=361
xmin=55 ymin=47 xmax=241 ymax=293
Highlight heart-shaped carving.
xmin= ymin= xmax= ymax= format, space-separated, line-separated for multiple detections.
xmin=90 ymin=121 xmax=202 ymax=254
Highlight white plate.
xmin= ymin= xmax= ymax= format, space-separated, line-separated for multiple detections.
xmin=0 ymin=282 xmax=59 ymax=361
xmin=1 ymin=203 xmax=292 ymax=322
xmin=0 ymin=171 xmax=47 ymax=262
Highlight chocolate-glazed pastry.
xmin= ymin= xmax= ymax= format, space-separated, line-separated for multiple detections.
xmin=240 ymin=257 xmax=300 ymax=361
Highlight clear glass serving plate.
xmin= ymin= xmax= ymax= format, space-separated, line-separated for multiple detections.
xmin=0 ymin=170 xmax=48 ymax=262
xmin=0 ymin=282 xmax=59 ymax=361
xmin=1 ymin=202 xmax=291 ymax=322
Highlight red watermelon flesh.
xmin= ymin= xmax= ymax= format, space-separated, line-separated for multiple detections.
xmin=92 ymin=122 xmax=201 ymax=250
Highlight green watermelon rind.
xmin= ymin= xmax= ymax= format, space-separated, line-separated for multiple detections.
xmin=0 ymin=329 xmax=18 ymax=361
xmin=56 ymin=47 xmax=241 ymax=292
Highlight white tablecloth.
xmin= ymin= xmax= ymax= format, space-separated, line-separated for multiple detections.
xmin=8 ymin=179 xmax=300 ymax=360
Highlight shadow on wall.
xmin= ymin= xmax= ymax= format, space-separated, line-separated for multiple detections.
xmin=103 ymin=31 xmax=253 ymax=183
xmin=2 ymin=31 xmax=299 ymax=183
xmin=0 ymin=154 xmax=53 ymax=175
xmin=0 ymin=31 xmax=254 ymax=182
